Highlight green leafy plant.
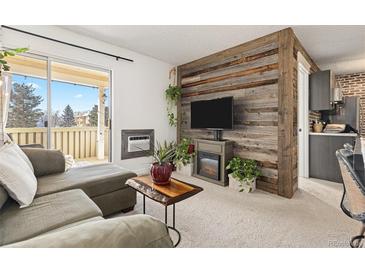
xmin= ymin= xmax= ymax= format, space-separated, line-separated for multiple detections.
xmin=174 ymin=138 xmax=195 ymax=167
xmin=165 ymin=84 xmax=182 ymax=127
xmin=167 ymin=112 xmax=177 ymax=127
xmin=226 ymin=157 xmax=261 ymax=181
xmin=165 ymin=84 xmax=182 ymax=103
xmin=152 ymin=140 xmax=176 ymax=165
xmin=0 ymin=48 xmax=28 ymax=76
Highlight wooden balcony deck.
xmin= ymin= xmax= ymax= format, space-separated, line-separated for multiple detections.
xmin=6 ymin=127 xmax=109 ymax=161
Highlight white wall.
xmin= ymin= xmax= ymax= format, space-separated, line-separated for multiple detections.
xmin=1 ymin=25 xmax=176 ymax=173
xmin=319 ymin=58 xmax=365 ymax=75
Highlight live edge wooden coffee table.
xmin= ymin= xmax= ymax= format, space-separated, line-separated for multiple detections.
xmin=126 ymin=175 xmax=203 ymax=247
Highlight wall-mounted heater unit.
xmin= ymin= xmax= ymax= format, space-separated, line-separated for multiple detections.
xmin=121 ymin=129 xmax=154 ymax=160
xmin=127 ymin=135 xmax=150 ymax=152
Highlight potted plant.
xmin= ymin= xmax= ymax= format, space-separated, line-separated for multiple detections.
xmin=0 ymin=47 xmax=28 ymax=76
xmin=150 ymin=141 xmax=176 ymax=185
xmin=174 ymin=138 xmax=195 ymax=176
xmin=226 ymin=157 xmax=261 ymax=193
xmin=165 ymin=84 xmax=181 ymax=127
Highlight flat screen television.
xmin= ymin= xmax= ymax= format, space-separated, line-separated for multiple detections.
xmin=191 ymin=97 xmax=233 ymax=129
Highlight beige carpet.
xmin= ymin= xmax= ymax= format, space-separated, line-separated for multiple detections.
xmin=116 ymin=173 xmax=359 ymax=247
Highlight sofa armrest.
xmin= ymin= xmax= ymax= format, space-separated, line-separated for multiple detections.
xmin=4 ymin=215 xmax=173 ymax=248
xmin=19 ymin=144 xmax=44 ymax=149
xmin=21 ymin=148 xmax=66 ymax=177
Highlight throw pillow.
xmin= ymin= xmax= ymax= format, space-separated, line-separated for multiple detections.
xmin=0 ymin=143 xmax=37 ymax=208
xmin=65 ymin=154 xmax=75 ymax=171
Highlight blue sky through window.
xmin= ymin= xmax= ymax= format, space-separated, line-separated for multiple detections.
xmin=12 ymin=74 xmax=109 ymax=113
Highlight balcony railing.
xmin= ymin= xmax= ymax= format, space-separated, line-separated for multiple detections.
xmin=6 ymin=127 xmax=109 ymax=159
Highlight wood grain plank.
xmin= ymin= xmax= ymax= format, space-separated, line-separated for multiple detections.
xmin=182 ymin=78 xmax=278 ymax=98
xmin=179 ymin=32 xmax=278 ymax=73
xmin=182 ymin=63 xmax=278 ymax=88
xmin=277 ymin=28 xmax=295 ymax=198
xmin=182 ymin=48 xmax=279 ymax=79
xmin=181 ymin=42 xmax=279 ymax=77
xmin=181 ymin=68 xmax=278 ymax=94
xmin=181 ymin=83 xmax=278 ymax=104
xmin=181 ymin=54 xmax=278 ymax=86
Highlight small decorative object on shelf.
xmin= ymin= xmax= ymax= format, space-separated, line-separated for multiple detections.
xmin=174 ymin=138 xmax=195 ymax=176
xmin=226 ymin=157 xmax=261 ymax=193
xmin=312 ymin=120 xmax=324 ymax=133
xmin=150 ymin=141 xmax=176 ymax=185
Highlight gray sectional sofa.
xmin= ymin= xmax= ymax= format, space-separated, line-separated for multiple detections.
xmin=0 ymin=147 xmax=173 ymax=248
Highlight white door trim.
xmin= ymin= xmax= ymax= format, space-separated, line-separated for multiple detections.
xmin=297 ymin=52 xmax=311 ymax=178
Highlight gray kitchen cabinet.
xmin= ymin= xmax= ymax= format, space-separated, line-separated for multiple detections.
xmin=309 ymin=134 xmax=356 ymax=183
xmin=309 ymin=70 xmax=334 ymax=111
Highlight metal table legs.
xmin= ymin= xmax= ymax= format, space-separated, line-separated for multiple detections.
xmin=142 ymin=194 xmax=181 ymax=247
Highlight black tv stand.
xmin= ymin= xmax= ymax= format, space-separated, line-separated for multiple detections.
xmin=212 ymin=129 xmax=223 ymax=141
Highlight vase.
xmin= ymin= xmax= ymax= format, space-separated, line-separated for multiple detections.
xmin=177 ymin=163 xmax=193 ymax=176
xmin=150 ymin=162 xmax=172 ymax=185
xmin=313 ymin=123 xmax=323 ymax=133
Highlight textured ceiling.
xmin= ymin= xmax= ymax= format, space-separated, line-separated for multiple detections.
xmin=61 ymin=25 xmax=365 ymax=74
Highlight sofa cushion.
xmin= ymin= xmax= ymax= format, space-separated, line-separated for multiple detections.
xmin=21 ymin=148 xmax=65 ymax=177
xmin=0 ymin=186 xmax=8 ymax=210
xmin=4 ymin=215 xmax=173 ymax=248
xmin=0 ymin=189 xmax=102 ymax=246
xmin=36 ymin=163 xmax=137 ymax=198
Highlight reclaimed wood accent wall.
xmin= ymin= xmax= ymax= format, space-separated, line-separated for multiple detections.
xmin=177 ymin=28 xmax=318 ymax=198
xmin=177 ymin=31 xmax=281 ymax=195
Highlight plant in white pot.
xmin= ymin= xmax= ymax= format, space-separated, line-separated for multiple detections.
xmin=174 ymin=138 xmax=195 ymax=176
xmin=226 ymin=157 xmax=261 ymax=193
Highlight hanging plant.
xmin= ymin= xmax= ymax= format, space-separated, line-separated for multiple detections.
xmin=165 ymin=84 xmax=181 ymax=103
xmin=0 ymin=48 xmax=29 ymax=76
xmin=165 ymin=84 xmax=181 ymax=127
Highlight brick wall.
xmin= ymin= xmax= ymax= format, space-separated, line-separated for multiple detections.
xmin=336 ymin=72 xmax=365 ymax=136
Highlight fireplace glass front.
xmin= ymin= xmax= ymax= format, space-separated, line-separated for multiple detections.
xmin=197 ymin=151 xmax=220 ymax=181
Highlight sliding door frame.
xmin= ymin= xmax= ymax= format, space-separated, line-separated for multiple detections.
xmin=8 ymin=50 xmax=113 ymax=161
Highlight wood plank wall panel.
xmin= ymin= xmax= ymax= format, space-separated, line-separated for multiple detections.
xmin=292 ymin=52 xmax=298 ymax=193
xmin=178 ymin=34 xmax=280 ymax=194
xmin=177 ymin=28 xmax=318 ymax=198
xmin=277 ymin=28 xmax=295 ymax=198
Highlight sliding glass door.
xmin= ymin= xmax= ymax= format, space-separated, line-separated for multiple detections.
xmin=50 ymin=60 xmax=110 ymax=165
xmin=5 ymin=53 xmax=111 ymax=165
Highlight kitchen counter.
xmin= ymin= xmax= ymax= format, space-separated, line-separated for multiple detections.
xmin=309 ymin=132 xmax=358 ymax=137
xmin=309 ymin=133 xmax=357 ymax=183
